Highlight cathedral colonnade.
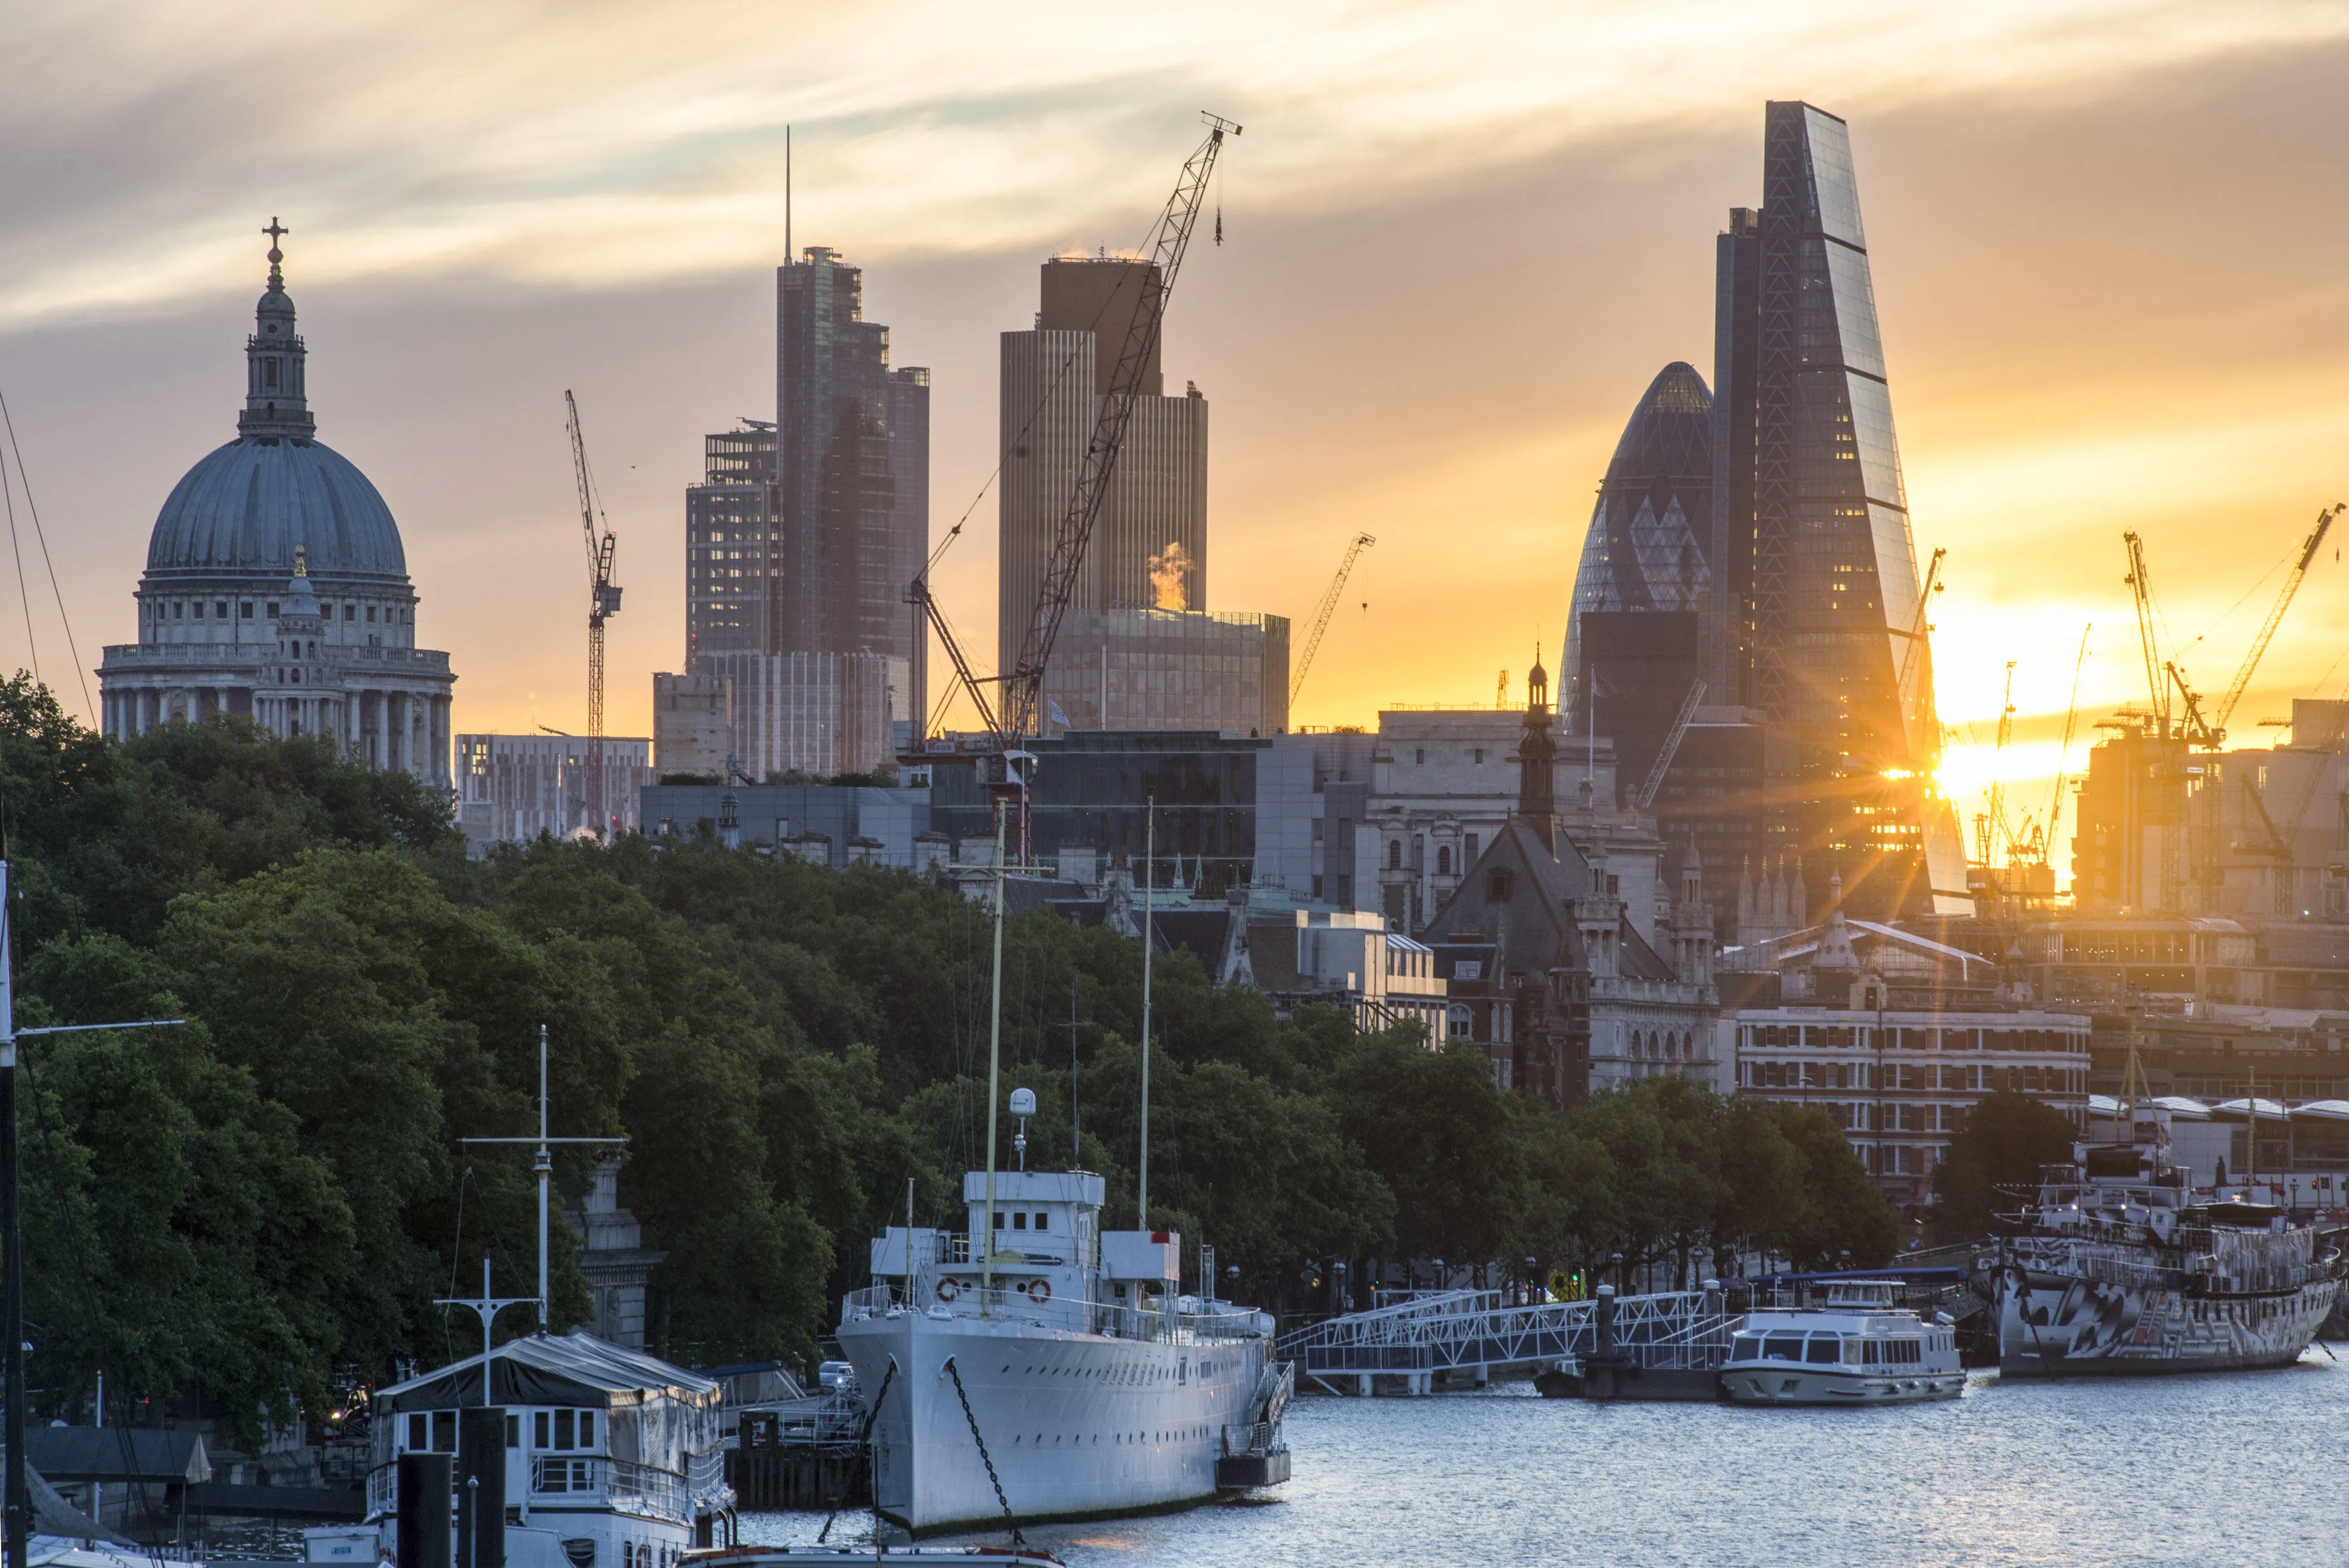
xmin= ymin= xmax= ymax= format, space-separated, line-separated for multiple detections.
xmin=98 ymin=679 xmax=453 ymax=789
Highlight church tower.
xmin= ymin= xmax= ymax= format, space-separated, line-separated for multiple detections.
xmin=1515 ymin=646 xmax=1559 ymax=851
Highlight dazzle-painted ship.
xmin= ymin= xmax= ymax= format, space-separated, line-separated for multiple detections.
xmin=1978 ymin=1106 xmax=2341 ymax=1376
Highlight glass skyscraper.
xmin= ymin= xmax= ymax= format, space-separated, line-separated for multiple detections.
xmin=1565 ymin=359 xmax=1715 ymax=794
xmin=1705 ymin=101 xmax=1964 ymax=917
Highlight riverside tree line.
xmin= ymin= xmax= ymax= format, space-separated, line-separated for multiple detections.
xmin=0 ymin=677 xmax=2059 ymax=1444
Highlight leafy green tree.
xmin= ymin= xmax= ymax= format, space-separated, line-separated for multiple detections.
xmin=15 ymin=939 xmax=354 ymax=1445
xmin=1931 ymin=1089 xmax=2077 ymax=1244
xmin=1331 ymin=1035 xmax=1528 ymax=1266
xmin=1770 ymin=1103 xmax=1901 ymax=1269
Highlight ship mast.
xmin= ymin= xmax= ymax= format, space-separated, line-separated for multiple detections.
xmin=1138 ymin=800 xmax=1154 ymax=1230
xmin=981 ymin=811 xmax=1007 ymax=1319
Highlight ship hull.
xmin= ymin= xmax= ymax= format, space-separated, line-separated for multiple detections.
xmin=837 ymin=1309 xmax=1265 ymax=1536
xmin=1720 ymin=1364 xmax=1964 ymax=1404
xmin=1990 ymin=1262 xmax=2339 ymax=1376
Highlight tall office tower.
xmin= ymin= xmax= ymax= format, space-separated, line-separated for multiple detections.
xmin=1565 ymin=359 xmax=1715 ymax=794
xmin=998 ymin=256 xmax=1209 ymax=682
xmin=685 ymin=422 xmax=778 ymax=662
xmin=1707 ymin=101 xmax=1964 ymax=918
xmin=776 ymin=246 xmax=928 ymax=660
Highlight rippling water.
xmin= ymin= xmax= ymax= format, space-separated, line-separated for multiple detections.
xmin=741 ymin=1351 xmax=2349 ymax=1567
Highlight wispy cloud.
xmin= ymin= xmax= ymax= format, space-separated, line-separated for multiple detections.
xmin=9 ymin=0 xmax=2347 ymax=324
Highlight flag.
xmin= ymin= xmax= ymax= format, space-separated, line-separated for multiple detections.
xmin=1048 ymin=699 xmax=1073 ymax=733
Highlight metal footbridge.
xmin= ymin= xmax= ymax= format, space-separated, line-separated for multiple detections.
xmin=1276 ymin=1287 xmax=1737 ymax=1393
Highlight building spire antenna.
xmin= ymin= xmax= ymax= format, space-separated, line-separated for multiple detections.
xmin=784 ymin=127 xmax=792 ymax=265
xmin=263 ymin=217 xmax=288 ymax=289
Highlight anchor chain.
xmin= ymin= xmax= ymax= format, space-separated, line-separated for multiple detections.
xmin=942 ymin=1356 xmax=1024 ymax=1546
xmin=816 ymin=1357 xmax=898 ymax=1545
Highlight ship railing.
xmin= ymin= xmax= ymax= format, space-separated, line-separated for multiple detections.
xmin=1221 ymin=1420 xmax=1278 ymax=1458
xmin=841 ymin=1278 xmax=1266 ymax=1343
xmin=528 ymin=1455 xmax=694 ymax=1524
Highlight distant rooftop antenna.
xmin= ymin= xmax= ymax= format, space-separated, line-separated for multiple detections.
xmin=785 ymin=124 xmax=792 ymax=264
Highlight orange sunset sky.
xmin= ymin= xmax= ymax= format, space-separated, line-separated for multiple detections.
xmin=7 ymin=1 xmax=2349 ymax=875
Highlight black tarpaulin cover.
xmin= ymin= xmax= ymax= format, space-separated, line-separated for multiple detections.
xmin=376 ymin=1331 xmax=721 ymax=1414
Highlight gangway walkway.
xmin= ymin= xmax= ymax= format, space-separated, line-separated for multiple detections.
xmin=1276 ymin=1287 xmax=1737 ymax=1393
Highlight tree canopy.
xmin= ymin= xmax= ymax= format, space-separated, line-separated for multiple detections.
xmin=0 ymin=677 xmax=1903 ymax=1439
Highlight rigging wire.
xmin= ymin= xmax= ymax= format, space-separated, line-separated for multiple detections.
xmin=0 ymin=389 xmax=93 ymax=723
xmin=0 ymin=440 xmax=42 ymax=690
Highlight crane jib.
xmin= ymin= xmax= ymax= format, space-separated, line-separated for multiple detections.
xmin=1000 ymin=115 xmax=1239 ymax=747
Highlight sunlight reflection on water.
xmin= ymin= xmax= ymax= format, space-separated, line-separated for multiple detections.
xmin=743 ymin=1355 xmax=2348 ymax=1568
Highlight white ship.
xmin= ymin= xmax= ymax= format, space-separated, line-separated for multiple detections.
xmin=1978 ymin=1128 xmax=2342 ymax=1375
xmin=837 ymin=814 xmax=1288 ymax=1536
xmin=838 ymin=1174 xmax=1287 ymax=1534
xmin=1721 ymin=1281 xmax=1964 ymax=1405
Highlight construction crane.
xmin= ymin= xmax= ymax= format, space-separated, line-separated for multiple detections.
xmin=2212 ymin=502 xmax=2340 ymax=743
xmin=564 ymin=391 xmax=623 ymax=839
xmin=1894 ymin=546 xmax=1946 ymax=759
xmin=2037 ymin=623 xmax=2091 ymax=866
xmin=1289 ymin=532 xmax=1376 ymax=707
xmin=908 ymin=112 xmax=1237 ymax=851
xmin=1978 ymin=660 xmax=2018 ymax=863
xmin=1635 ymin=680 xmax=1707 ymax=812
xmin=2122 ymin=531 xmax=2168 ymax=734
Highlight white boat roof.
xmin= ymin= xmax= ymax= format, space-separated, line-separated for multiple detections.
xmin=961 ymin=1170 xmax=1106 ymax=1206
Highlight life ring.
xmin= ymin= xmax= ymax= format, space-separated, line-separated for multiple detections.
xmin=937 ymin=1278 xmax=962 ymax=1301
xmin=1026 ymin=1278 xmax=1052 ymax=1304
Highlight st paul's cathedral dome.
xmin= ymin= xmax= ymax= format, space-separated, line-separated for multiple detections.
xmin=98 ymin=221 xmax=457 ymax=788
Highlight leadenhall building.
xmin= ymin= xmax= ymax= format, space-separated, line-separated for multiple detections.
xmin=98 ymin=225 xmax=457 ymax=788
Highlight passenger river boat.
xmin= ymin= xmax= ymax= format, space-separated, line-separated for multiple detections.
xmin=1721 ymin=1281 xmax=1965 ymax=1405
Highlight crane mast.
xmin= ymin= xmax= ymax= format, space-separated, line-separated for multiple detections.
xmin=2122 ymin=531 xmax=2168 ymax=735
xmin=564 ymin=391 xmax=623 ymax=839
xmin=2038 ymin=623 xmax=2090 ymax=867
xmin=1289 ymin=532 xmax=1375 ymax=707
xmin=1000 ymin=112 xmax=1238 ymax=746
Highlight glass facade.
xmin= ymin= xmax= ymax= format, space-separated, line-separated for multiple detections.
xmin=930 ymin=730 xmax=1268 ymax=893
xmin=1565 ymin=361 xmax=1715 ymax=800
xmin=1707 ymin=101 xmax=1966 ymax=919
xmin=1040 ymin=608 xmax=1288 ymax=737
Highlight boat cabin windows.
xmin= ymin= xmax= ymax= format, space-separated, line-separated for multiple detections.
xmin=1731 ymin=1336 xmax=1760 ymax=1359
xmin=1803 ymin=1337 xmax=1840 ymax=1365
xmin=1762 ymin=1335 xmax=1803 ymax=1361
xmin=404 ymin=1411 xmax=459 ymax=1452
xmin=534 ymin=1409 xmax=600 ymax=1451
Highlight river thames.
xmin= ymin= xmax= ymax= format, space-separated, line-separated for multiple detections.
xmin=742 ymin=1352 xmax=2348 ymax=1566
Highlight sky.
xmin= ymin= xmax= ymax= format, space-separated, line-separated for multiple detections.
xmin=7 ymin=0 xmax=2349 ymax=876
